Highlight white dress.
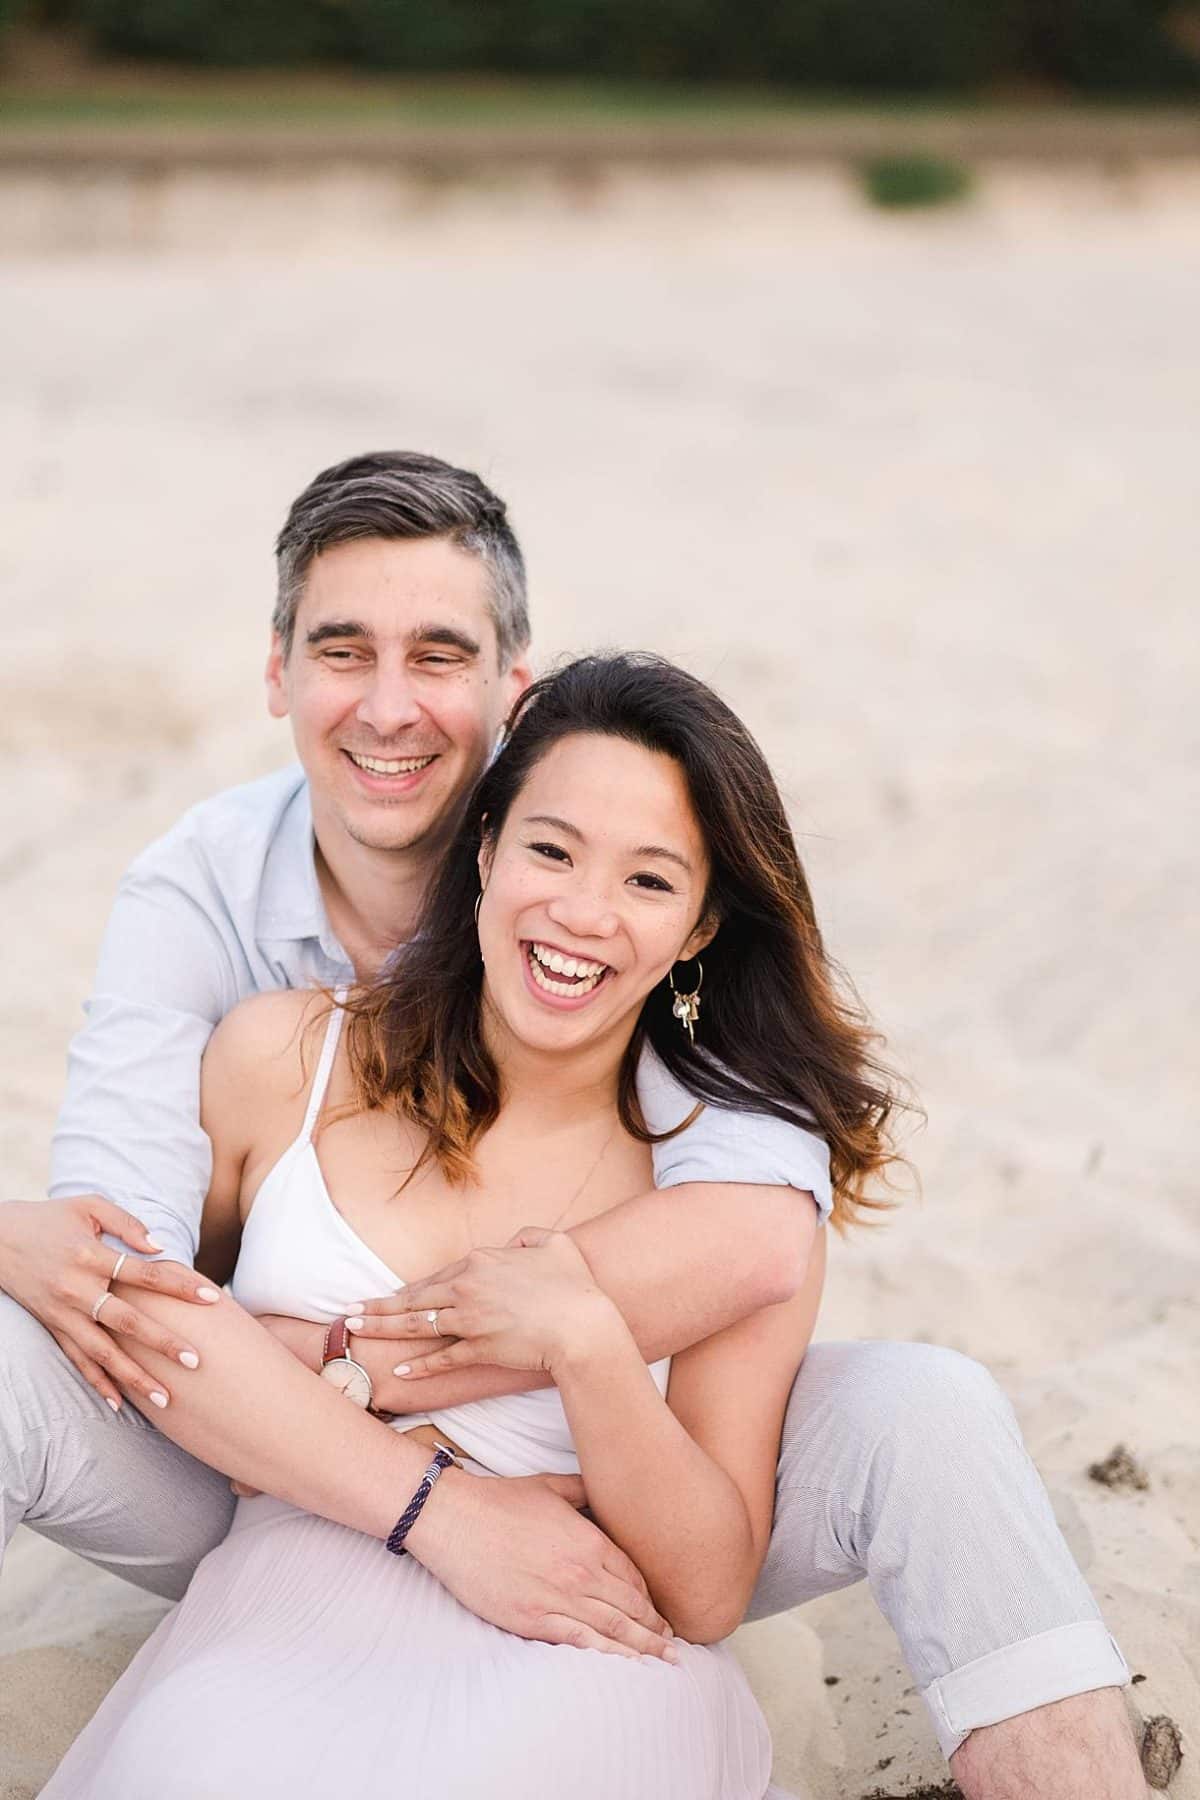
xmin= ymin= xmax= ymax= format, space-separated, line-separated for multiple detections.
xmin=41 ymin=1005 xmax=782 ymax=1799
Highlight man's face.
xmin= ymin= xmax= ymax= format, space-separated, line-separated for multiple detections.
xmin=266 ymin=535 xmax=530 ymax=858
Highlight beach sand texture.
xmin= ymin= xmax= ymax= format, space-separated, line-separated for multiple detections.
xmin=1 ymin=164 xmax=1196 ymax=1797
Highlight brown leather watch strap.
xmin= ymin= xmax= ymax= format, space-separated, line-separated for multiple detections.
xmin=322 ymin=1316 xmax=351 ymax=1366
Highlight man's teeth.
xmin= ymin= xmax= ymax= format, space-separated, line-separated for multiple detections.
xmin=528 ymin=943 xmax=607 ymax=997
xmin=348 ymin=752 xmax=436 ymax=776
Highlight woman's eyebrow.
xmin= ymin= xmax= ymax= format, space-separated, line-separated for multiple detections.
xmin=523 ymin=813 xmax=583 ymax=840
xmin=523 ymin=815 xmax=692 ymax=874
xmin=634 ymin=843 xmax=692 ymax=873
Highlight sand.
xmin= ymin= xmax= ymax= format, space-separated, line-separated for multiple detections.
xmin=0 ymin=160 xmax=1196 ymax=1797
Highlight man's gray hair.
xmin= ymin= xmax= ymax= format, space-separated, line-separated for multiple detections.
xmin=273 ymin=451 xmax=530 ymax=667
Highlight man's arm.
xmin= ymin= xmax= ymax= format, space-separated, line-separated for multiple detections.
xmin=0 ymin=849 xmax=245 ymax=1409
xmin=49 ymin=854 xmax=242 ymax=1262
xmin=347 ymin=1043 xmax=832 ymax=1410
xmin=345 ymin=1177 xmax=820 ymax=1413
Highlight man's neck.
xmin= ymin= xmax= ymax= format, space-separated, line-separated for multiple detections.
xmin=313 ymin=824 xmax=439 ymax=983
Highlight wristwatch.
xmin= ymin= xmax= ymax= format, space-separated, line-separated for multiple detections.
xmin=320 ymin=1316 xmax=373 ymax=1410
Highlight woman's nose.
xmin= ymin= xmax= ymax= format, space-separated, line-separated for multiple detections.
xmin=546 ymin=890 xmax=620 ymax=942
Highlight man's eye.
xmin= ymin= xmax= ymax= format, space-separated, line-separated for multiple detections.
xmin=417 ymin=654 xmax=460 ymax=667
xmin=527 ymin=841 xmax=570 ymax=863
xmin=321 ymin=648 xmax=362 ymax=663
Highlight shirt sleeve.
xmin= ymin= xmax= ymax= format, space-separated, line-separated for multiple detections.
xmin=48 ymin=854 xmax=241 ymax=1268
xmin=637 ymin=1046 xmax=833 ymax=1226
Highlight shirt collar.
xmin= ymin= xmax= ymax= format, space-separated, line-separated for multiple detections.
xmin=255 ymin=775 xmax=346 ymax=966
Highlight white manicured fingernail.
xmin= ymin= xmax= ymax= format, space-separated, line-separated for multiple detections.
xmin=144 ymin=1239 xmax=164 ymax=1252
xmin=178 ymin=1350 xmax=199 ymax=1369
xmin=346 ymin=1317 xmax=365 ymax=1333
xmin=106 ymin=1397 xmax=121 ymax=1413
xmin=196 ymin=1287 xmax=221 ymax=1304
xmin=148 ymin=1390 xmax=169 ymax=1408
xmin=394 ymin=1364 xmax=412 ymax=1377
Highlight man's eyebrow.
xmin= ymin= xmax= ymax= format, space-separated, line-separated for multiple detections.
xmin=409 ymin=624 xmax=482 ymax=657
xmin=523 ymin=815 xmax=693 ymax=873
xmin=306 ymin=619 xmax=372 ymax=646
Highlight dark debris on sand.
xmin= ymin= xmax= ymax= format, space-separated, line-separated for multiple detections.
xmin=861 ymin=1784 xmax=962 ymax=1799
xmin=1141 ymin=1715 xmax=1183 ymax=1790
xmin=1088 ymin=1443 xmax=1150 ymax=1490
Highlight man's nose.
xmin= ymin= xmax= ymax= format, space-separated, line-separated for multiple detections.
xmin=355 ymin=664 xmax=424 ymax=739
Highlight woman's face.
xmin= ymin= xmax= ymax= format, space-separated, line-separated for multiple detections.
xmin=477 ymin=731 xmax=715 ymax=1060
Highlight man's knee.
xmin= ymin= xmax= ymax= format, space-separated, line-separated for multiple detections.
xmin=0 ymin=1290 xmax=94 ymax=1413
xmin=782 ymin=1339 xmax=1022 ymax=1478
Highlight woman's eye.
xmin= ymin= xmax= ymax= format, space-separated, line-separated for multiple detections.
xmin=630 ymin=872 xmax=673 ymax=893
xmin=527 ymin=841 xmax=570 ymax=863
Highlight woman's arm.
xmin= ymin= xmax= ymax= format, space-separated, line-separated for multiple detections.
xmin=556 ymin=1229 xmax=826 ymax=1643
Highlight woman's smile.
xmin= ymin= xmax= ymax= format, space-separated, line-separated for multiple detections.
xmin=519 ymin=937 xmax=614 ymax=1010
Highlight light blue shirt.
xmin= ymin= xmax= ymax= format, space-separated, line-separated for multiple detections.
xmin=50 ymin=766 xmax=831 ymax=1266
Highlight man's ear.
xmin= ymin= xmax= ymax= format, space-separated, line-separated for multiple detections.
xmin=265 ymin=633 xmax=290 ymax=720
xmin=502 ymin=655 xmax=533 ymax=715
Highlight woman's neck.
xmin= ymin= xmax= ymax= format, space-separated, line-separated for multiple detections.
xmin=481 ymin=1000 xmax=633 ymax=1131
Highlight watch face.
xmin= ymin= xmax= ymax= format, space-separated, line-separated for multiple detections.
xmin=321 ymin=1357 xmax=372 ymax=1408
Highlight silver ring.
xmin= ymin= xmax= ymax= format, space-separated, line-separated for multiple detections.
xmin=111 ymin=1252 xmax=127 ymax=1283
xmin=91 ymin=1290 xmax=114 ymax=1323
xmin=426 ymin=1309 xmax=443 ymax=1336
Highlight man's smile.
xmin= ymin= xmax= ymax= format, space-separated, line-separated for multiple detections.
xmin=345 ymin=751 xmax=438 ymax=776
xmin=340 ymin=748 xmax=441 ymax=795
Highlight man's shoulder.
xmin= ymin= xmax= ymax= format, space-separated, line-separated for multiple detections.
xmin=125 ymin=765 xmax=309 ymax=892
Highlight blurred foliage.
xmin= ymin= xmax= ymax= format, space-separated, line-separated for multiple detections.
xmin=7 ymin=0 xmax=1200 ymax=93
xmin=1020 ymin=0 xmax=1200 ymax=92
xmin=861 ymin=153 xmax=973 ymax=208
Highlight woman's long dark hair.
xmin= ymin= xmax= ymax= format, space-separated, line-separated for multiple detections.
xmin=343 ymin=653 xmax=906 ymax=1228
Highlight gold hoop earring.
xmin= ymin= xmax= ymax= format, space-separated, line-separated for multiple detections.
xmin=668 ymin=959 xmax=703 ymax=1045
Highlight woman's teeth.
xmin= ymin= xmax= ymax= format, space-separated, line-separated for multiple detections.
xmin=348 ymin=752 xmax=435 ymax=775
xmin=528 ymin=942 xmax=607 ymax=997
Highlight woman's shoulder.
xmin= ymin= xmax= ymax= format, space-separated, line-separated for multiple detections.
xmin=204 ymin=987 xmax=337 ymax=1096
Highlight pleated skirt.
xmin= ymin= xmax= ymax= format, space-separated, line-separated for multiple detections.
xmin=41 ymin=1489 xmax=781 ymax=1799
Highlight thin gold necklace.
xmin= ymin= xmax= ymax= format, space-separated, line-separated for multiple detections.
xmin=462 ymin=1114 xmax=620 ymax=1252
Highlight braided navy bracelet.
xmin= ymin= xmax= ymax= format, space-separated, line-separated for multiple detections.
xmin=386 ymin=1444 xmax=457 ymax=1557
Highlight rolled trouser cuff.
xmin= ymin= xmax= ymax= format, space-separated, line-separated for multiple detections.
xmin=922 ymin=1620 xmax=1131 ymax=1759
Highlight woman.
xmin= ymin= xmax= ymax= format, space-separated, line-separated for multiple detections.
xmin=43 ymin=654 xmax=899 ymax=1799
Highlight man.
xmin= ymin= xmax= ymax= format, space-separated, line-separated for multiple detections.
xmin=0 ymin=453 xmax=1143 ymax=1797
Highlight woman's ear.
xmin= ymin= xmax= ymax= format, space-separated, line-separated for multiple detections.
xmin=476 ymin=831 xmax=495 ymax=893
xmin=681 ymin=913 xmax=719 ymax=962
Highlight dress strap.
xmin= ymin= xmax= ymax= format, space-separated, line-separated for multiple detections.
xmin=299 ymin=988 xmax=349 ymax=1145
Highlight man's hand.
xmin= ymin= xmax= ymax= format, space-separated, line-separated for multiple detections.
xmin=411 ymin=1468 xmax=680 ymax=1663
xmin=0 ymin=1197 xmax=221 ymax=1412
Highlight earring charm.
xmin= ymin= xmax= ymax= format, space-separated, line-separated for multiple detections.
xmin=668 ymin=960 xmax=703 ymax=1044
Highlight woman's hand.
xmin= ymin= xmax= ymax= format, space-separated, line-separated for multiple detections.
xmin=347 ymin=1229 xmax=623 ymax=1382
